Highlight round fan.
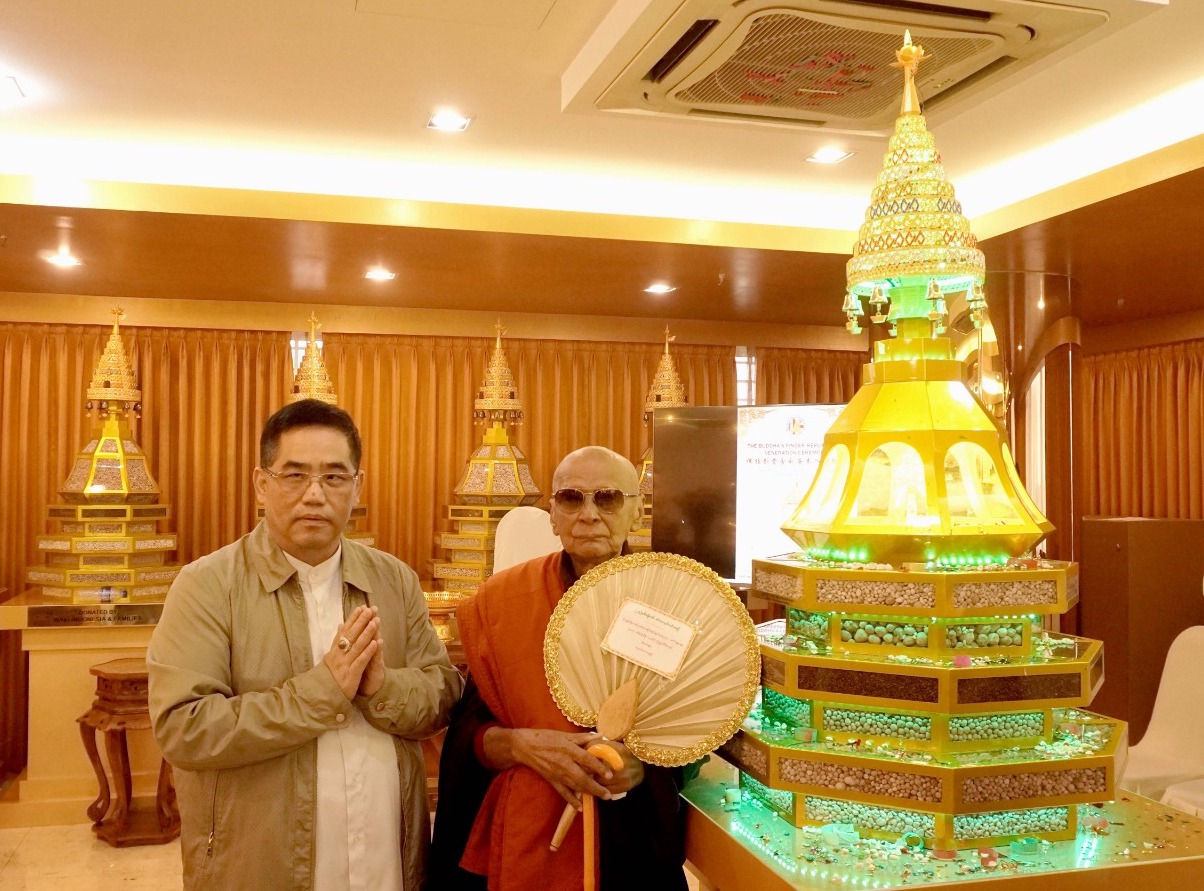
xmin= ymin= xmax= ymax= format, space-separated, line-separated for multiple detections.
xmin=543 ymin=551 xmax=760 ymax=767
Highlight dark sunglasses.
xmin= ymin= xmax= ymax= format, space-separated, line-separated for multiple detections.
xmin=551 ymin=487 xmax=637 ymax=514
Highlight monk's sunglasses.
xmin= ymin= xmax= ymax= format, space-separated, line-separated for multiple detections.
xmin=551 ymin=487 xmax=637 ymax=514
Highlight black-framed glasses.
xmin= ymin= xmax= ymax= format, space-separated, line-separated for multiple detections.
xmin=261 ymin=467 xmax=359 ymax=495
xmin=551 ymin=487 xmax=637 ymax=515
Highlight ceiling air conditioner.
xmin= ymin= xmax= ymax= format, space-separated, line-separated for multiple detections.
xmin=562 ymin=0 xmax=1165 ymax=135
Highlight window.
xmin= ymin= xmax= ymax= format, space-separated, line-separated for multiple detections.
xmin=290 ymin=332 xmax=319 ymax=374
xmin=735 ymin=346 xmax=756 ymax=406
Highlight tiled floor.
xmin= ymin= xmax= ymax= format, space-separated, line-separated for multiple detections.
xmin=0 ymin=824 xmax=182 ymax=890
xmin=0 ymin=824 xmax=701 ymax=890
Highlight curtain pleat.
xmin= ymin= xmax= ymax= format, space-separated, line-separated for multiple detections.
xmin=1080 ymin=339 xmax=1204 ymax=519
xmin=754 ymin=347 xmax=865 ymax=405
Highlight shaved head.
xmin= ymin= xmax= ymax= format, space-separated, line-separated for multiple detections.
xmin=552 ymin=446 xmax=638 ymax=494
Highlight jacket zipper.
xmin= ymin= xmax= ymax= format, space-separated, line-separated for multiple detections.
xmin=206 ymin=772 xmax=219 ymax=857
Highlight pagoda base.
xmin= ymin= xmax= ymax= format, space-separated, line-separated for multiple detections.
xmin=684 ymin=758 xmax=1204 ymax=890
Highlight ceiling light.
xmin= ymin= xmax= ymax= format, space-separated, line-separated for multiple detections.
xmin=806 ymin=147 xmax=854 ymax=165
xmin=644 ymin=283 xmax=676 ymax=295
xmin=42 ymin=216 xmax=80 ymax=267
xmin=43 ymin=247 xmax=81 ymax=268
xmin=364 ymin=266 xmax=396 ymax=281
xmin=427 ymin=110 xmax=473 ymax=132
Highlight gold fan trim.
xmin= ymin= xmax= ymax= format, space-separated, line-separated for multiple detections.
xmin=543 ymin=551 xmax=761 ymax=767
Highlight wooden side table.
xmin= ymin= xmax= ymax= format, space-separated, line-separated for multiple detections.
xmin=77 ymin=657 xmax=180 ymax=846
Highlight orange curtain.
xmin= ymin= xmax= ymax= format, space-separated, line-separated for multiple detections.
xmin=1080 ymin=339 xmax=1204 ymax=519
xmin=323 ymin=333 xmax=736 ymax=569
xmin=755 ymin=346 xmax=865 ymax=405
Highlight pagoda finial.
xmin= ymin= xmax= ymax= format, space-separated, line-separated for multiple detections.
xmin=644 ymin=326 xmax=688 ymax=420
xmin=892 ymin=29 xmax=928 ymax=115
xmin=474 ymin=321 xmax=524 ymax=426
xmin=86 ymin=307 xmax=141 ymax=415
xmin=289 ymin=312 xmax=338 ymax=404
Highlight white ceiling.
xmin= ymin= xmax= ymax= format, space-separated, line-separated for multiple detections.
xmin=0 ymin=0 xmax=1199 ymax=240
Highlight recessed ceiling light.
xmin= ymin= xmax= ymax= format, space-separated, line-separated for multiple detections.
xmin=42 ymin=248 xmax=81 ymax=268
xmin=806 ymin=147 xmax=854 ymax=164
xmin=644 ymin=283 xmax=676 ymax=295
xmin=364 ymin=266 xmax=396 ymax=281
xmin=427 ymin=110 xmax=473 ymax=132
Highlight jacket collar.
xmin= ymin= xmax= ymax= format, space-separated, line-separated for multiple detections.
xmin=248 ymin=521 xmax=377 ymax=596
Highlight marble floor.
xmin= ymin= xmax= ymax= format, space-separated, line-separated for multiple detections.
xmin=0 ymin=824 xmax=181 ymax=890
xmin=0 ymin=824 xmax=701 ymax=890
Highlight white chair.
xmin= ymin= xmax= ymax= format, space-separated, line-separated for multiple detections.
xmin=492 ymin=506 xmax=561 ymax=573
xmin=1118 ymin=625 xmax=1204 ymax=801
xmin=1162 ymin=777 xmax=1204 ymax=816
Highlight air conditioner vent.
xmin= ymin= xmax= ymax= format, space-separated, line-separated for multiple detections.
xmin=672 ymin=13 xmax=997 ymax=124
xmin=563 ymin=0 xmax=1164 ymax=136
xmin=647 ymin=19 xmax=720 ymax=83
xmin=839 ymin=0 xmax=992 ymax=22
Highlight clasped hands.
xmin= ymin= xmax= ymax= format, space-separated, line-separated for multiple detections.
xmin=498 ymin=727 xmax=644 ymax=809
xmin=321 ymin=605 xmax=385 ymax=700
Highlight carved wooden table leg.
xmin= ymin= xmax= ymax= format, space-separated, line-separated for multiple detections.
xmin=102 ymin=726 xmax=133 ymax=836
xmin=156 ymin=760 xmax=180 ymax=831
xmin=77 ymin=716 xmax=111 ymax=824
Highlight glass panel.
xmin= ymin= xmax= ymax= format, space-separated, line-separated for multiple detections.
xmin=943 ymin=442 xmax=1021 ymax=526
xmin=797 ymin=444 xmax=850 ymax=525
xmin=850 ymin=442 xmax=937 ymax=528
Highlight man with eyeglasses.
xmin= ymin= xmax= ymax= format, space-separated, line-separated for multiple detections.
xmin=430 ymin=446 xmax=689 ymax=891
xmin=148 ymin=399 xmax=462 ymax=891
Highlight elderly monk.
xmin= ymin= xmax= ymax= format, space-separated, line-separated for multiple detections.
xmin=429 ymin=446 xmax=690 ymax=890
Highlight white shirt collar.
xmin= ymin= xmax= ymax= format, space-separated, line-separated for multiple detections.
xmin=283 ymin=545 xmax=342 ymax=589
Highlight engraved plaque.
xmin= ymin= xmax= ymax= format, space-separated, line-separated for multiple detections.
xmin=26 ymin=602 xmax=162 ymax=628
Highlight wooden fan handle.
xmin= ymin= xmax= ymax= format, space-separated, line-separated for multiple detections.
xmin=549 ymin=802 xmax=577 ymax=852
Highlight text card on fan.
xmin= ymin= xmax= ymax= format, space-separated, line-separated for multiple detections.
xmin=602 ymin=599 xmax=697 ymax=679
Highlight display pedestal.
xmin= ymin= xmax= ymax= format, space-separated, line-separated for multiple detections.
xmin=684 ymin=758 xmax=1204 ymax=890
xmin=0 ymin=591 xmax=163 ymax=826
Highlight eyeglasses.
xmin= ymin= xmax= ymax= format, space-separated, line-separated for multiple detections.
xmin=261 ymin=467 xmax=359 ymax=495
xmin=551 ymin=487 xmax=637 ymax=514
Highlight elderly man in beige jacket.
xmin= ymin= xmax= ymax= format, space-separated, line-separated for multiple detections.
xmin=148 ymin=399 xmax=462 ymax=890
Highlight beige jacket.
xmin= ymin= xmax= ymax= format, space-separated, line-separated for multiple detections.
xmin=148 ymin=522 xmax=462 ymax=891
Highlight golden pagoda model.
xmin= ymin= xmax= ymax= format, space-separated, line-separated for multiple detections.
xmin=265 ymin=313 xmax=374 ymax=546
xmin=725 ymin=34 xmax=1126 ymax=853
xmin=24 ymin=309 xmax=182 ymax=602
xmin=432 ymin=322 xmax=541 ymax=594
xmin=630 ymin=326 xmax=688 ymax=551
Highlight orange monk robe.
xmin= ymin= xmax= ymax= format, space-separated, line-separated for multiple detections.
xmin=455 ymin=552 xmax=585 ymax=888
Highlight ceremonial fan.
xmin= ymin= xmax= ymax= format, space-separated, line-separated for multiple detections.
xmin=543 ymin=552 xmax=761 ymax=888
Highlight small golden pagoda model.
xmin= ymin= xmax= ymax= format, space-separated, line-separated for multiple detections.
xmin=432 ymin=322 xmax=541 ymax=594
xmin=726 ymin=34 xmax=1126 ymax=853
xmin=630 ymin=326 xmax=688 ymax=551
xmin=25 ymin=309 xmax=182 ymax=602
xmin=267 ymin=313 xmax=374 ymax=545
